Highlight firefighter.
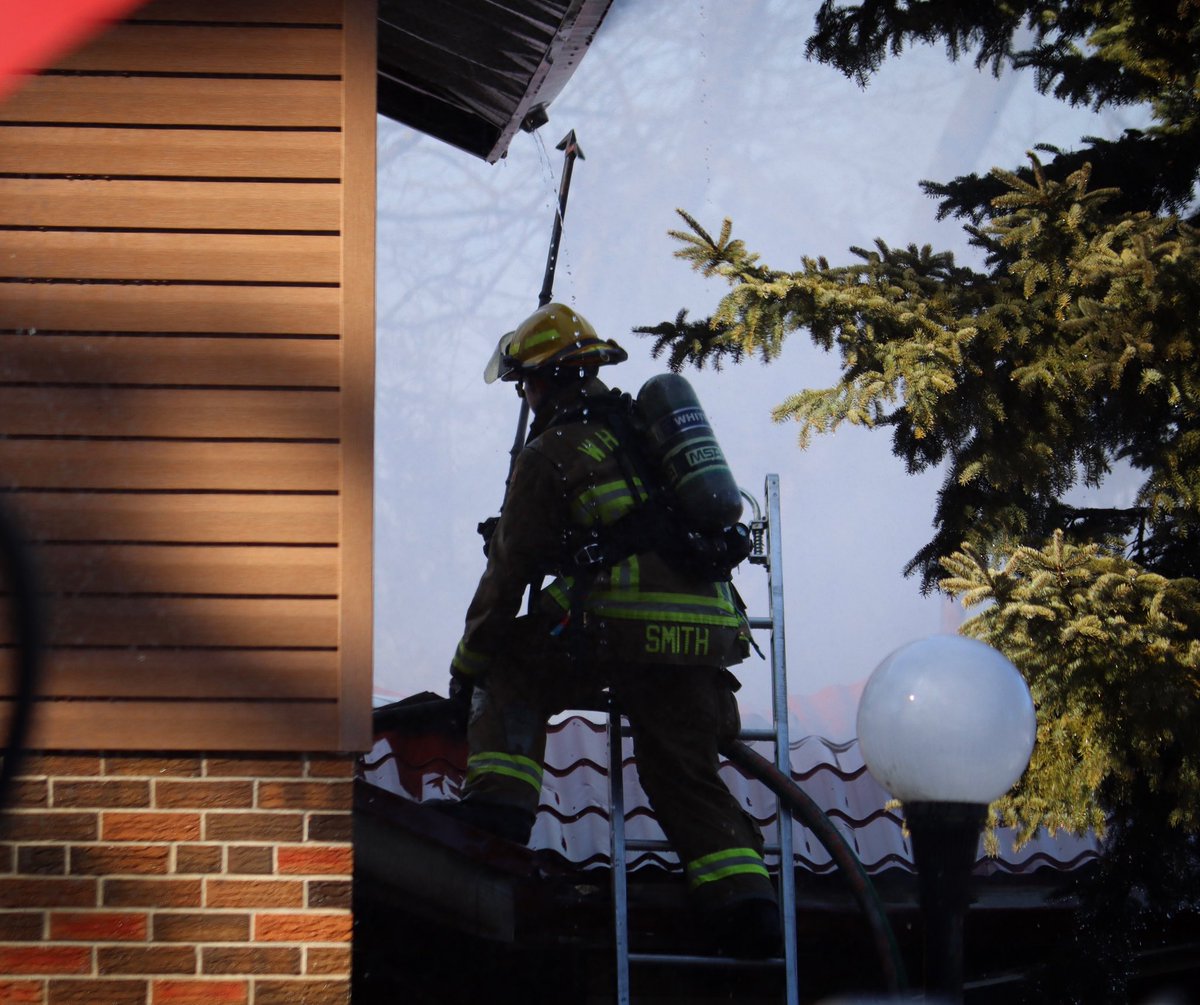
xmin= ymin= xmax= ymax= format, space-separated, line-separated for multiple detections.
xmin=446 ymin=303 xmax=781 ymax=959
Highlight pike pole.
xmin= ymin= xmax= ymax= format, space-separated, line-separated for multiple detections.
xmin=508 ymin=129 xmax=584 ymax=473
xmin=478 ymin=131 xmax=585 ymax=550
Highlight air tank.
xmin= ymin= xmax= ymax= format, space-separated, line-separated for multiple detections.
xmin=637 ymin=373 xmax=743 ymax=531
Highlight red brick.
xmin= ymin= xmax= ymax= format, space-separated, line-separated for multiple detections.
xmin=102 ymin=814 xmax=200 ymax=843
xmin=17 ymin=755 xmax=101 ymax=778
xmin=17 ymin=847 xmax=65 ymax=876
xmin=0 ymin=947 xmax=89 ymax=975
xmin=252 ymin=979 xmax=348 ymax=1005
xmin=204 ymin=757 xmax=302 ymax=779
xmin=49 ymin=979 xmax=146 ymax=1005
xmin=305 ymin=815 xmax=351 ymax=843
xmin=200 ymin=946 xmax=300 ymax=975
xmin=0 ymin=846 xmax=13 ymax=874
xmin=305 ymin=946 xmax=350 ymax=976
xmin=0 ymin=878 xmax=96 ymax=909
xmin=306 ymin=881 xmax=350 ymax=911
xmin=0 ymin=912 xmax=44 ymax=940
xmin=52 ymin=782 xmax=149 ymax=810
xmin=154 ymin=782 xmax=253 ymax=811
xmin=173 ymin=846 xmax=221 ymax=875
xmin=8 ymin=781 xmax=49 ymax=809
xmin=257 ymin=782 xmax=351 ymax=812
xmin=103 ymin=879 xmax=201 ymax=909
xmin=0 ymin=980 xmax=44 ymax=1004
xmin=304 ymin=757 xmax=353 ymax=779
xmin=0 ymin=813 xmax=97 ymax=843
xmin=50 ymin=911 xmax=148 ymax=942
xmin=152 ymin=912 xmax=249 ymax=944
xmin=254 ymin=912 xmax=351 ymax=944
xmin=224 ymin=846 xmax=272 ymax=875
xmin=204 ymin=879 xmax=302 ymax=910
xmin=276 ymin=847 xmax=351 ymax=877
xmin=98 ymin=945 xmax=195 ymax=976
xmin=104 ymin=757 xmax=202 ymax=778
xmin=151 ymin=979 xmax=247 ymax=1005
xmin=70 ymin=845 xmax=169 ymax=876
xmin=203 ymin=814 xmax=302 ymax=843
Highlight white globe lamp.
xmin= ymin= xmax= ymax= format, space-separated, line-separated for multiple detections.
xmin=856 ymin=635 xmax=1036 ymax=1002
xmin=857 ymin=634 xmax=1036 ymax=804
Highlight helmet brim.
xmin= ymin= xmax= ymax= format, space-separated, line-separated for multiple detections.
xmin=544 ymin=339 xmax=628 ymax=372
xmin=484 ymin=319 xmax=628 ymax=384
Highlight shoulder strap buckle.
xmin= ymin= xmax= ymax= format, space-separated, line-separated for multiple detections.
xmin=571 ymin=541 xmax=607 ymax=570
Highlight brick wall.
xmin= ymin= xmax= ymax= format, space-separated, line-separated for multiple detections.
xmin=0 ymin=752 xmax=353 ymax=1004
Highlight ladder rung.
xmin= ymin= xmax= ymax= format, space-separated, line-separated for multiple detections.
xmin=623 ymin=836 xmax=781 ymax=850
xmin=738 ymin=727 xmax=780 ymax=742
xmin=623 ymin=839 xmax=781 ymax=855
xmin=615 ymin=723 xmax=782 ymax=742
xmin=625 ymin=838 xmax=673 ymax=853
xmin=628 ymin=952 xmax=786 ymax=969
xmin=609 ymin=476 xmax=798 ymax=1005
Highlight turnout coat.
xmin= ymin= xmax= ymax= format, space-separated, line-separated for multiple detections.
xmin=452 ymin=376 xmax=751 ymax=680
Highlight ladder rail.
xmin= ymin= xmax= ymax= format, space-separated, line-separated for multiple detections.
xmin=609 ymin=709 xmax=632 ymax=1004
xmin=606 ymin=474 xmax=798 ymax=1004
xmin=763 ymin=474 xmax=800 ymax=1005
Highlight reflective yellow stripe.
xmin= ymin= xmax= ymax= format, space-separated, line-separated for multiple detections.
xmin=514 ymin=326 xmax=560 ymax=354
xmin=546 ymin=577 xmax=572 ymax=610
xmin=587 ymin=585 xmax=741 ymax=626
xmin=544 ymin=578 xmax=741 ymax=627
xmin=591 ymin=602 xmax=741 ymax=627
xmin=571 ymin=477 xmax=647 ymax=524
xmin=686 ymin=847 xmax=770 ymax=888
xmin=451 ymin=639 xmax=490 ymax=677
xmin=610 ymin=555 xmax=637 ymax=590
xmin=466 ymin=752 xmax=543 ymax=794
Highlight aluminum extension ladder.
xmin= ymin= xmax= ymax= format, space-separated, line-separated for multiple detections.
xmin=605 ymin=474 xmax=800 ymax=1004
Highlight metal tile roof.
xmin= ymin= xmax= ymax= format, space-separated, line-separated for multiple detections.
xmin=377 ymin=0 xmax=614 ymax=162
xmin=360 ymin=711 xmax=1100 ymax=877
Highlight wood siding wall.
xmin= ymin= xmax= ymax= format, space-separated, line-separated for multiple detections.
xmin=0 ymin=0 xmax=375 ymax=751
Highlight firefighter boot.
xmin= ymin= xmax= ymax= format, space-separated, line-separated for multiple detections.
xmin=429 ymin=798 xmax=535 ymax=844
xmin=708 ymin=896 xmax=782 ymax=959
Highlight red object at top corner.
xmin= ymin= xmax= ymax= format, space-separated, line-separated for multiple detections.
xmin=0 ymin=0 xmax=149 ymax=104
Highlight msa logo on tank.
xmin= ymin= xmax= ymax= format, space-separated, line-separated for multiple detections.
xmin=686 ymin=444 xmax=723 ymax=465
xmin=645 ymin=624 xmax=711 ymax=657
xmin=655 ymin=406 xmax=726 ymax=479
xmin=638 ymin=374 xmax=742 ymax=532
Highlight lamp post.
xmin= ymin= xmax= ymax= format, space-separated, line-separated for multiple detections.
xmin=857 ymin=635 xmax=1036 ymax=1003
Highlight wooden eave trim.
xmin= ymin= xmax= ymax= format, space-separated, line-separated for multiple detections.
xmin=336 ymin=0 xmax=376 ymax=752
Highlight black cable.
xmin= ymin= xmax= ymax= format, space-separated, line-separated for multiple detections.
xmin=0 ymin=504 xmax=42 ymax=813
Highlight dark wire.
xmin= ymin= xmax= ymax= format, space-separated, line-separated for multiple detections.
xmin=0 ymin=503 xmax=42 ymax=813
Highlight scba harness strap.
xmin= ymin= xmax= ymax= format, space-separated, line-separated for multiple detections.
xmin=567 ymin=502 xmax=753 ymax=584
xmin=560 ymin=390 xmax=751 ymax=584
xmin=544 ymin=390 xmax=754 ymax=656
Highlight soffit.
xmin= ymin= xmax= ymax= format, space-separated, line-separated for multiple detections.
xmin=377 ymin=0 xmax=614 ymax=163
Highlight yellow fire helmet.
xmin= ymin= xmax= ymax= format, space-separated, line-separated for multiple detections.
xmin=484 ymin=303 xmax=627 ymax=384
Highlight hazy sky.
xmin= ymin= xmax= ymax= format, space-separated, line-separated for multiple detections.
xmin=373 ymin=0 xmax=1146 ymax=719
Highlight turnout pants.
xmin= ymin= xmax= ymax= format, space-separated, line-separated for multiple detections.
xmin=461 ymin=634 xmax=775 ymax=911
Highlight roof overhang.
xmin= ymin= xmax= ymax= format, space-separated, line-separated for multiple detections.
xmin=377 ymin=0 xmax=614 ymax=163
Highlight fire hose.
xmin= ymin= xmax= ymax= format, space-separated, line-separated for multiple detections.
xmin=722 ymin=739 xmax=908 ymax=994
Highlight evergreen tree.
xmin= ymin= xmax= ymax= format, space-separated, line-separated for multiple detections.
xmin=636 ymin=3 xmax=1199 ymax=993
